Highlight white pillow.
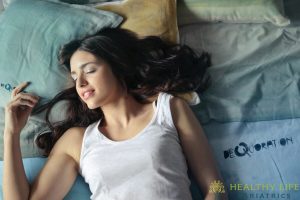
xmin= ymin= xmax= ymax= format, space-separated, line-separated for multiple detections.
xmin=177 ymin=0 xmax=290 ymax=26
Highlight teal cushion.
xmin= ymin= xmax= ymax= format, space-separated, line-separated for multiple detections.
xmin=177 ymin=0 xmax=290 ymax=26
xmin=0 ymin=1 xmax=3 ymax=13
xmin=2 ymin=0 xmax=120 ymax=8
xmin=0 ymin=0 xmax=122 ymax=159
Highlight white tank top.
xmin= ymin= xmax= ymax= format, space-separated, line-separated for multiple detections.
xmin=79 ymin=92 xmax=192 ymax=200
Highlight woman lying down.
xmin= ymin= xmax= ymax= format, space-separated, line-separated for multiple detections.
xmin=3 ymin=28 xmax=227 ymax=200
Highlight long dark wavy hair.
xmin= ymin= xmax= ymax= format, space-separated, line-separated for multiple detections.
xmin=35 ymin=27 xmax=211 ymax=155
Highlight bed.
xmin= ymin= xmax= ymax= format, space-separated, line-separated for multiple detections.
xmin=0 ymin=0 xmax=299 ymax=199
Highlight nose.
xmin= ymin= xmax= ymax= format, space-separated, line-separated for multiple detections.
xmin=77 ymin=74 xmax=88 ymax=88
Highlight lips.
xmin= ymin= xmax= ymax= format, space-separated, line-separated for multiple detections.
xmin=81 ymin=90 xmax=95 ymax=100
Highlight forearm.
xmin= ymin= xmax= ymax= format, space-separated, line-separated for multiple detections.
xmin=189 ymin=142 xmax=227 ymax=200
xmin=204 ymin=192 xmax=228 ymax=200
xmin=3 ymin=132 xmax=30 ymax=200
xmin=182 ymin=136 xmax=228 ymax=200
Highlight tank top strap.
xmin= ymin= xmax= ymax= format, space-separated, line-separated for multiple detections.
xmin=79 ymin=120 xmax=100 ymax=172
xmin=155 ymin=92 xmax=176 ymax=131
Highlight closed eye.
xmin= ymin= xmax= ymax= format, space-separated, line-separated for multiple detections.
xmin=71 ymin=70 xmax=95 ymax=81
xmin=85 ymin=69 xmax=96 ymax=74
xmin=70 ymin=64 xmax=97 ymax=81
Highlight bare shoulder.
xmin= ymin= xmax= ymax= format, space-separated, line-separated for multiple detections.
xmin=50 ymin=127 xmax=86 ymax=164
xmin=28 ymin=127 xmax=87 ymax=199
xmin=169 ymin=96 xmax=198 ymax=128
xmin=170 ymin=96 xmax=189 ymax=115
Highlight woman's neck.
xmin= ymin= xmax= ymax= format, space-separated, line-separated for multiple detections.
xmin=99 ymin=93 xmax=147 ymax=129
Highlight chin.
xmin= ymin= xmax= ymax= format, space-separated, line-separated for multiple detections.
xmin=87 ymin=103 xmax=99 ymax=110
xmin=85 ymin=99 xmax=102 ymax=109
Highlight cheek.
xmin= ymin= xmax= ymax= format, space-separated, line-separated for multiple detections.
xmin=96 ymin=70 xmax=120 ymax=89
xmin=75 ymin=86 xmax=80 ymax=96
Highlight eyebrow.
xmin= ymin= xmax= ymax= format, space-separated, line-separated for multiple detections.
xmin=70 ymin=62 xmax=98 ymax=75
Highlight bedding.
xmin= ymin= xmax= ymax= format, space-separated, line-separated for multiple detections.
xmin=181 ymin=21 xmax=300 ymax=123
xmin=179 ymin=0 xmax=300 ymax=199
xmin=177 ymin=0 xmax=290 ymax=27
xmin=202 ymin=119 xmax=300 ymax=199
xmin=1 ymin=0 xmax=121 ymax=8
xmin=1 ymin=0 xmax=179 ymax=44
xmin=0 ymin=0 xmax=3 ymax=13
xmin=95 ymin=0 xmax=179 ymax=44
xmin=0 ymin=0 xmax=300 ymax=200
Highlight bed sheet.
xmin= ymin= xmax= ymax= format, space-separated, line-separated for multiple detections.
xmin=203 ymin=118 xmax=300 ymax=199
xmin=178 ymin=0 xmax=300 ymax=199
xmin=180 ymin=0 xmax=300 ymax=124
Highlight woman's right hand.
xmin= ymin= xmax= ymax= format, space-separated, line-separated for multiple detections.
xmin=4 ymin=82 xmax=39 ymax=136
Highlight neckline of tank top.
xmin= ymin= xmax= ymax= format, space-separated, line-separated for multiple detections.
xmin=94 ymin=93 xmax=163 ymax=144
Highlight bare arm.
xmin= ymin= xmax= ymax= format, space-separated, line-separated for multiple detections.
xmin=3 ymin=133 xmax=30 ymax=199
xmin=3 ymin=82 xmax=37 ymax=199
xmin=3 ymin=82 xmax=80 ymax=200
xmin=170 ymin=97 xmax=228 ymax=200
xmin=3 ymin=131 xmax=79 ymax=200
xmin=29 ymin=129 xmax=80 ymax=200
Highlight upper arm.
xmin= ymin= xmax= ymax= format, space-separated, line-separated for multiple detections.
xmin=170 ymin=97 xmax=222 ymax=195
xmin=29 ymin=127 xmax=84 ymax=200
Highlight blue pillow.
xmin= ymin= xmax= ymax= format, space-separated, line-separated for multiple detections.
xmin=0 ymin=0 xmax=122 ymax=159
xmin=1 ymin=0 xmax=121 ymax=9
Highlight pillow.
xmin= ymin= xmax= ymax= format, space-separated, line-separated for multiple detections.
xmin=1 ymin=0 xmax=121 ymax=8
xmin=95 ymin=0 xmax=179 ymax=44
xmin=3 ymin=0 xmax=179 ymax=43
xmin=177 ymin=0 xmax=290 ymax=27
xmin=0 ymin=0 xmax=122 ymax=159
xmin=0 ymin=0 xmax=3 ymax=13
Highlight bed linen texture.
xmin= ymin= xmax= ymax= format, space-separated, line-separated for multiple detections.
xmin=178 ymin=0 xmax=300 ymax=199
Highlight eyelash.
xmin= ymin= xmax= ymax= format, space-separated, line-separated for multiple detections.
xmin=72 ymin=69 xmax=96 ymax=81
xmin=86 ymin=69 xmax=95 ymax=74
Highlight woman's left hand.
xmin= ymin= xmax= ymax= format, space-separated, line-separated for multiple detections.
xmin=4 ymin=82 xmax=39 ymax=136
